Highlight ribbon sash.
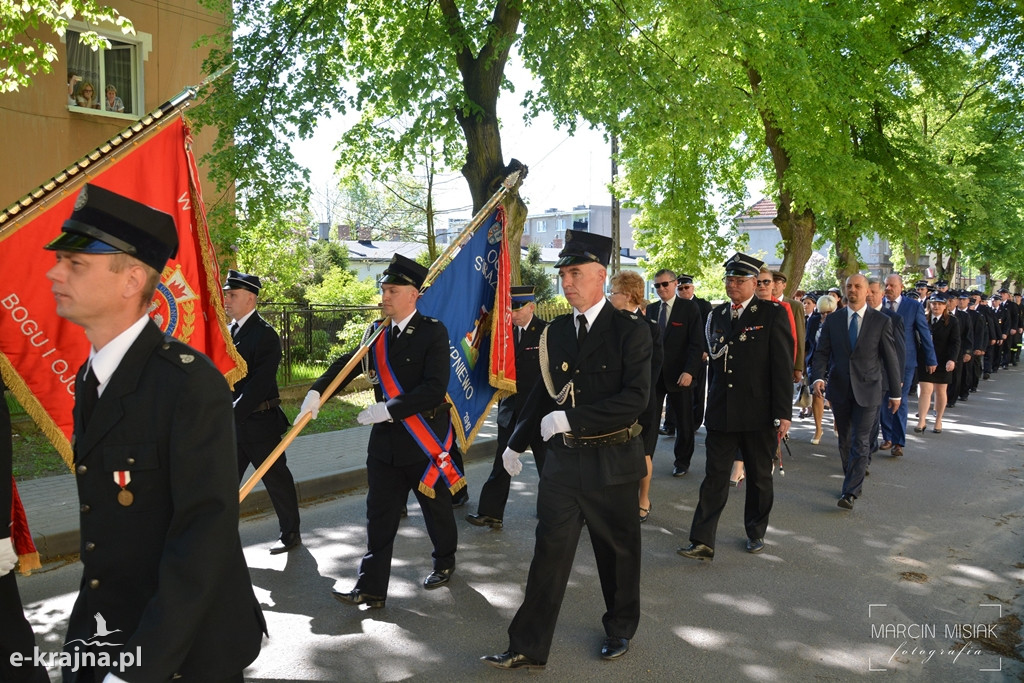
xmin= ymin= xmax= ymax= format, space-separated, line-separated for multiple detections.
xmin=371 ymin=324 xmax=465 ymax=498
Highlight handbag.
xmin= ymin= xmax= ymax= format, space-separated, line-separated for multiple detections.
xmin=794 ymin=382 xmax=812 ymax=408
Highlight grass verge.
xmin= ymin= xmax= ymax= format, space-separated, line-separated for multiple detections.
xmin=7 ymin=388 xmax=376 ymax=481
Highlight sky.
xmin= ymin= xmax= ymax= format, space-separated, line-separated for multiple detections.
xmin=289 ymin=56 xmax=619 ymax=228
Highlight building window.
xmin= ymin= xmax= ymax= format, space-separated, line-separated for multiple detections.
xmin=557 ymin=218 xmax=565 ymax=231
xmin=66 ymin=27 xmax=147 ymax=117
xmin=523 ymin=223 xmax=530 ymax=235
xmin=536 ymin=220 xmax=546 ymax=233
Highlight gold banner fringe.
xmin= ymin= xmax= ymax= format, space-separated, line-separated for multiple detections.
xmin=182 ymin=114 xmax=247 ymax=388
xmin=0 ymin=356 xmax=74 ymax=469
xmin=18 ymin=551 xmax=41 ymax=575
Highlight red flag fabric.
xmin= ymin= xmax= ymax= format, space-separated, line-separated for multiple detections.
xmin=0 ymin=117 xmax=245 ymax=466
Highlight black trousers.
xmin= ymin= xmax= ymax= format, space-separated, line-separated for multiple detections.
xmin=970 ymin=354 xmax=983 ymax=390
xmin=356 ymin=456 xmax=457 ymax=597
xmin=947 ymin=360 xmax=963 ymax=405
xmin=237 ymin=439 xmax=300 ymax=537
xmin=474 ymin=419 xmax=547 ymax=521
xmin=508 ymin=478 xmax=641 ymax=663
xmin=985 ymin=343 xmax=1000 ymax=373
xmin=656 ymin=380 xmax=695 ymax=469
xmin=692 ymin=361 xmax=708 ymax=429
xmin=0 ymin=572 xmax=48 ymax=683
xmin=689 ymin=428 xmax=775 ymax=548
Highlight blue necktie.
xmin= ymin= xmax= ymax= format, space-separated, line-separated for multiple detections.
xmin=848 ymin=311 xmax=859 ymax=349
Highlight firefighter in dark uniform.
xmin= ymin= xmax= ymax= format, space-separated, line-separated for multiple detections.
xmin=297 ymin=254 xmax=457 ymax=608
xmin=467 ymin=286 xmax=547 ymax=529
xmin=44 ymin=184 xmax=265 ymax=682
xmin=484 ymin=230 xmax=651 ymax=669
xmin=223 ymin=270 xmax=301 ymax=554
xmin=1 ymin=378 xmax=49 ymax=683
xmin=679 ymin=252 xmax=793 ymax=561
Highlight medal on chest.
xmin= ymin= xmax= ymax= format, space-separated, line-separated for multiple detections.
xmin=114 ymin=471 xmax=134 ymax=506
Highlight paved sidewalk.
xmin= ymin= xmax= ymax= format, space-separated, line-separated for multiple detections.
xmin=18 ymin=409 xmax=501 ymax=562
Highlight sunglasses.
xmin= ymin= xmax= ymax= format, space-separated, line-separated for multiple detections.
xmin=756 ymin=279 xmax=774 ymax=286
xmin=653 ymin=281 xmax=675 ymax=289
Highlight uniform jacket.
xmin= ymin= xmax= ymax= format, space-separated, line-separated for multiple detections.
xmin=811 ymin=307 xmax=902 ymax=408
xmin=704 ymin=299 xmax=793 ymax=431
xmin=311 ymin=311 xmax=450 ymax=467
xmin=496 ymin=315 xmax=547 ymax=429
xmin=925 ymin=313 xmax=961 ymax=368
xmin=883 ymin=296 xmax=937 ymax=371
xmin=509 ymin=302 xmax=652 ymax=490
xmin=953 ymin=308 xmax=974 ymax=358
xmin=641 ymin=313 xmax=664 ymax=455
xmin=968 ymin=307 xmax=988 ymax=350
xmin=65 ymin=321 xmax=265 ymax=682
xmin=645 ymin=297 xmax=703 ymax=391
xmin=232 ymin=312 xmax=289 ymax=443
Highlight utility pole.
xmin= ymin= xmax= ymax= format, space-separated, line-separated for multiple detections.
xmin=610 ymin=133 xmax=620 ymax=275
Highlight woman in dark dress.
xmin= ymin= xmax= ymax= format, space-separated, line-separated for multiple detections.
xmin=916 ymin=293 xmax=960 ymax=434
xmin=610 ymin=270 xmax=662 ymax=522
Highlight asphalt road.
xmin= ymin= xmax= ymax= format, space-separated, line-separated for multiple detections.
xmin=14 ymin=372 xmax=1024 ymax=682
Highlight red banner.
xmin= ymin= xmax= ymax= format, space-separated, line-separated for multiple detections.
xmin=0 ymin=117 xmax=245 ymax=466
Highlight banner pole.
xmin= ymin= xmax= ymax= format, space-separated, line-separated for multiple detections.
xmin=239 ymin=171 xmax=523 ymax=501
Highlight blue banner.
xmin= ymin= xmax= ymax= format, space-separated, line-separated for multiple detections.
xmin=419 ymin=207 xmax=514 ymax=449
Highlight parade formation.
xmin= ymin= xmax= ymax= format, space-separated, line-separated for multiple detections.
xmin=0 ymin=182 xmax=1021 ymax=680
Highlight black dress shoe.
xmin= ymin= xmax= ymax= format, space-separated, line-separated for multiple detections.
xmin=424 ymin=567 xmax=454 ymax=589
xmin=671 ymin=466 xmax=688 ymax=477
xmin=746 ymin=538 xmax=765 ymax=554
xmin=269 ymin=532 xmax=301 ymax=555
xmin=837 ymin=494 xmax=855 ymax=510
xmin=466 ymin=513 xmax=503 ymax=529
xmin=677 ymin=542 xmax=714 ymax=560
xmin=332 ymin=589 xmax=386 ymax=608
xmin=659 ymin=426 xmax=675 ymax=436
xmin=599 ymin=636 xmax=629 ymax=660
xmin=481 ymin=651 xmax=545 ymax=670
xmin=452 ymin=493 xmax=470 ymax=509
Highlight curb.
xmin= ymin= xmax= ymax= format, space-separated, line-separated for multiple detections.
xmin=32 ymin=435 xmax=499 ymax=563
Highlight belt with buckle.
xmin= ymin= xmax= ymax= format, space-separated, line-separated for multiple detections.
xmin=562 ymin=422 xmax=642 ymax=448
xmin=421 ymin=402 xmax=452 ymax=420
xmin=253 ymin=398 xmax=281 ymax=412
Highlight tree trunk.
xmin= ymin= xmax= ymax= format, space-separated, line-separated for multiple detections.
xmin=441 ymin=0 xmax=528 ymax=278
xmin=833 ymin=219 xmax=860 ymax=284
xmin=748 ymin=65 xmax=815 ymax=296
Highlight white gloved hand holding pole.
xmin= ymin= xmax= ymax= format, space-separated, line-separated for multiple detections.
xmin=294 ymin=390 xmax=320 ymax=424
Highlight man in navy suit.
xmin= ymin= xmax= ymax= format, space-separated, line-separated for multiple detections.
xmin=880 ymin=274 xmax=937 ymax=457
xmin=812 ymin=275 xmax=903 ymax=509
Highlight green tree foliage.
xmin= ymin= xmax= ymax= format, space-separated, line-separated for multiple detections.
xmin=337 ymin=172 xmax=428 ymax=243
xmin=520 ymin=0 xmax=1024 ymax=293
xmin=192 ymin=0 xmax=528 ymax=256
xmin=1 ymin=1 xmax=132 ymax=92
xmin=519 ymin=241 xmax=555 ymax=302
xmin=231 ymin=213 xmax=312 ymax=302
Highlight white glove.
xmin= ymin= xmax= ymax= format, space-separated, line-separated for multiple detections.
xmin=438 ymin=451 xmax=451 ymax=468
xmin=0 ymin=537 xmax=17 ymax=577
xmin=502 ymin=447 xmax=523 ymax=476
xmin=294 ymin=390 xmax=320 ymax=424
xmin=357 ymin=402 xmax=392 ymax=425
xmin=540 ymin=411 xmax=571 ymax=442
xmin=102 ymin=673 xmax=130 ymax=683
